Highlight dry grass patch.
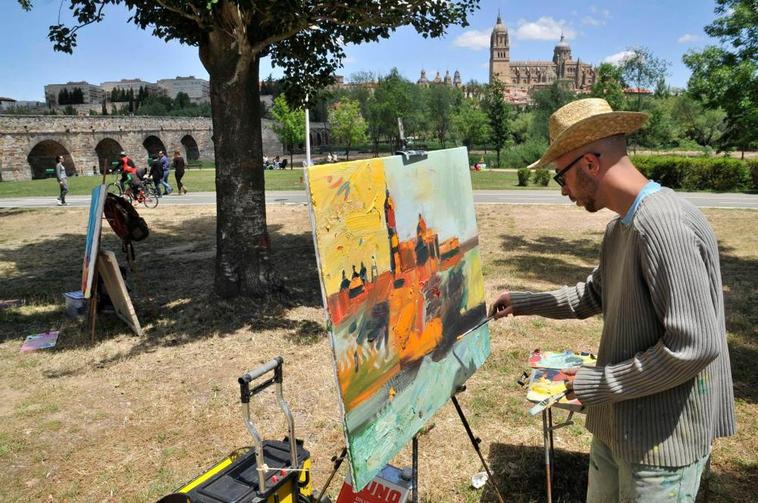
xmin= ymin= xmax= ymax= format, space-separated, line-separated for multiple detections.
xmin=0 ymin=203 xmax=755 ymax=502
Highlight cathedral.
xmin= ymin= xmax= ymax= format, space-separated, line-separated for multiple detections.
xmin=489 ymin=14 xmax=596 ymax=105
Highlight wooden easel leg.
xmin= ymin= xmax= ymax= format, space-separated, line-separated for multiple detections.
xmin=451 ymin=393 xmax=506 ymax=503
xmin=88 ymin=268 xmax=99 ymax=344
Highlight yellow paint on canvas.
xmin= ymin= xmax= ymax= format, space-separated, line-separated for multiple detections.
xmin=308 ymin=159 xmax=392 ymax=296
xmin=464 ymin=251 xmax=485 ymax=311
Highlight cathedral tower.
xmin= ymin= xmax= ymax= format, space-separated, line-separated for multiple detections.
xmin=489 ymin=14 xmax=511 ymax=85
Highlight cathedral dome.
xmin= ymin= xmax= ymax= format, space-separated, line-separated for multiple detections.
xmin=493 ymin=14 xmax=507 ymax=33
xmin=556 ymin=33 xmax=570 ymax=49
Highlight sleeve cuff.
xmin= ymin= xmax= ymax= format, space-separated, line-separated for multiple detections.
xmin=573 ymin=366 xmax=608 ymax=406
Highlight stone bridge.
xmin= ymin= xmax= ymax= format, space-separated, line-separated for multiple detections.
xmin=0 ymin=115 xmax=329 ymax=181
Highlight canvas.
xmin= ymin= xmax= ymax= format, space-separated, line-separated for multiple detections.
xmin=97 ymin=250 xmax=143 ymax=336
xmin=306 ymin=147 xmax=490 ymax=490
xmin=82 ymin=184 xmax=107 ymax=298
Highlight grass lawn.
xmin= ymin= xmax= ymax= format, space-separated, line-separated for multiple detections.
xmin=0 ymin=168 xmax=555 ymax=197
xmin=0 ymin=204 xmax=755 ymax=502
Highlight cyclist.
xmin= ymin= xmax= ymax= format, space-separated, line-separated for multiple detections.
xmin=118 ymin=151 xmax=143 ymax=194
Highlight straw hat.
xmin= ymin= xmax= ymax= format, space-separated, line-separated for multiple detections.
xmin=528 ymin=98 xmax=648 ymax=169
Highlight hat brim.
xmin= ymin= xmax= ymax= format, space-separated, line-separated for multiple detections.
xmin=527 ymin=111 xmax=649 ymax=169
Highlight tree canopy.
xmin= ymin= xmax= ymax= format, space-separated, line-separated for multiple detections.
xmin=683 ymin=0 xmax=757 ymax=153
xmin=19 ymin=0 xmax=480 ymax=298
xmin=328 ymin=99 xmax=368 ymax=160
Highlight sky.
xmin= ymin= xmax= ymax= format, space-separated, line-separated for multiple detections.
xmin=0 ymin=1 xmax=723 ymax=102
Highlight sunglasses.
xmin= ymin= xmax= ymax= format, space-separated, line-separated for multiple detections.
xmin=553 ymin=152 xmax=601 ymax=187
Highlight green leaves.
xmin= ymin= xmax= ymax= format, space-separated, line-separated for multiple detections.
xmin=328 ymin=99 xmax=368 ymax=159
xmin=684 ymin=1 xmax=758 ymax=151
xmin=271 ymin=95 xmax=306 ymax=156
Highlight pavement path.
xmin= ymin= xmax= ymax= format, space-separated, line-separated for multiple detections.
xmin=2 ymin=190 xmax=757 ymax=209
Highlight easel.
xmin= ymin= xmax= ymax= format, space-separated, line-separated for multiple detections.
xmin=320 ymin=387 xmax=506 ymax=503
xmin=540 ymin=402 xmax=583 ymax=503
xmin=86 ymin=169 xmax=147 ymax=340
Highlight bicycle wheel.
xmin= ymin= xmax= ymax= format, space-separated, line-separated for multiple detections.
xmin=106 ymin=182 xmax=122 ymax=196
xmin=143 ymin=185 xmax=159 ymax=208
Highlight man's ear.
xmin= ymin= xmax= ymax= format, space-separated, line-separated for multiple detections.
xmin=587 ymin=154 xmax=602 ymax=175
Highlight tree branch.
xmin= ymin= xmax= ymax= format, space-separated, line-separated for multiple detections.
xmin=153 ymin=0 xmax=208 ymax=30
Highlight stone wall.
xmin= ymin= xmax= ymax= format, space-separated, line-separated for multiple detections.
xmin=0 ymin=115 xmax=287 ymax=181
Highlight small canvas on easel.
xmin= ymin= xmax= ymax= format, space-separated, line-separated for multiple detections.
xmin=82 ymin=184 xmax=107 ymax=298
xmin=97 ymin=250 xmax=143 ymax=336
xmin=306 ymin=147 xmax=490 ymax=490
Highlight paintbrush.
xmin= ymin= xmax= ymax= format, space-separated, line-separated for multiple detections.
xmin=456 ymin=314 xmax=495 ymax=341
xmin=528 ymin=390 xmax=568 ymax=416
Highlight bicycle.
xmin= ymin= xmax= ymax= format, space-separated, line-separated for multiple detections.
xmin=106 ymin=168 xmax=125 ymax=196
xmin=123 ymin=180 xmax=159 ymax=209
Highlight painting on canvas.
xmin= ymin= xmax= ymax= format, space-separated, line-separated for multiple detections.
xmin=306 ymin=147 xmax=490 ymax=490
xmin=81 ymin=184 xmax=106 ymax=298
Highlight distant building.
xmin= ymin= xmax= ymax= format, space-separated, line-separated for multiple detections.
xmin=100 ymin=78 xmax=165 ymax=97
xmin=0 ymin=97 xmax=16 ymax=110
xmin=157 ymin=76 xmax=210 ymax=103
xmin=0 ymin=98 xmax=47 ymax=112
xmin=44 ymin=81 xmax=105 ymax=106
xmin=416 ymin=69 xmax=463 ymax=88
xmin=489 ymin=14 xmax=597 ymax=105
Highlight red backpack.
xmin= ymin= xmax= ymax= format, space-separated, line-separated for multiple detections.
xmin=103 ymin=193 xmax=149 ymax=243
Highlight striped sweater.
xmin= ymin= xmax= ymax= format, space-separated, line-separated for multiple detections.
xmin=511 ymin=188 xmax=735 ymax=467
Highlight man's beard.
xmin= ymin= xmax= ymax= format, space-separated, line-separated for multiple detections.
xmin=576 ymin=168 xmax=600 ymax=213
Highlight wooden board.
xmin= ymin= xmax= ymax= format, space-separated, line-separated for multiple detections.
xmin=97 ymin=250 xmax=143 ymax=336
xmin=82 ymin=184 xmax=107 ymax=298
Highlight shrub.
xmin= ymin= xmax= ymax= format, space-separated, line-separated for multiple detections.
xmin=501 ymin=140 xmax=548 ymax=169
xmin=682 ymin=157 xmax=749 ymax=192
xmin=533 ymin=168 xmax=551 ymax=186
xmin=517 ymin=167 xmax=531 ymax=186
xmin=631 ymin=155 xmax=749 ymax=192
xmin=747 ymin=159 xmax=758 ymax=191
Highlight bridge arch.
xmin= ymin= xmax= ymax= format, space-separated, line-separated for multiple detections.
xmin=95 ymin=138 xmax=123 ymax=174
xmin=180 ymin=134 xmax=200 ymax=161
xmin=142 ymin=135 xmax=166 ymax=158
xmin=27 ymin=140 xmax=75 ymax=179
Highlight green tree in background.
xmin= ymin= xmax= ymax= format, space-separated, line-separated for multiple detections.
xmin=671 ymin=94 xmax=726 ymax=147
xmin=18 ymin=0 xmax=479 ymax=297
xmin=683 ymin=0 xmax=757 ymax=155
xmin=329 ymin=99 xmax=368 ymax=160
xmin=529 ymin=81 xmax=577 ymax=142
xmin=372 ymin=69 xmax=423 ymax=150
xmin=425 ymin=84 xmax=460 ymax=148
xmin=591 ymin=63 xmax=625 ymax=110
xmin=271 ymin=95 xmax=306 ymax=165
xmin=483 ymin=79 xmax=512 ymax=168
xmin=175 ymin=92 xmax=191 ymax=109
xmin=451 ymin=97 xmax=490 ymax=150
xmin=620 ymin=47 xmax=670 ymax=111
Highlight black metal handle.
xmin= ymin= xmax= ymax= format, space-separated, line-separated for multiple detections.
xmin=238 ymin=356 xmax=283 ymax=403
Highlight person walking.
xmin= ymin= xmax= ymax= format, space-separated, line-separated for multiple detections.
xmin=149 ymin=155 xmax=164 ymax=197
xmin=159 ymin=150 xmax=173 ymax=195
xmin=173 ymin=150 xmax=187 ymax=194
xmin=55 ymin=155 xmax=68 ymax=206
xmin=490 ymin=98 xmax=735 ymax=502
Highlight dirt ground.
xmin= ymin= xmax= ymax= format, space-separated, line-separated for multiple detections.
xmin=0 ymin=203 xmax=756 ymax=502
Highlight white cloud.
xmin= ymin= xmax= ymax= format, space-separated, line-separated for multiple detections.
xmin=514 ymin=17 xmax=575 ymax=41
xmin=582 ymin=16 xmax=603 ymax=26
xmin=479 ymin=63 xmax=489 ymax=69
xmin=590 ymin=5 xmax=611 ymax=18
xmin=342 ymin=56 xmax=356 ymax=65
xmin=453 ymin=29 xmax=491 ymax=50
xmin=603 ymin=50 xmax=635 ymax=65
xmin=677 ymin=33 xmax=701 ymax=44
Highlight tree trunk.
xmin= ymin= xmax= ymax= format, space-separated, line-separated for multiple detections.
xmin=200 ymin=31 xmax=279 ymax=298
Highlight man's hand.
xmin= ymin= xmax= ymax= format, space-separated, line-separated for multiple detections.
xmin=562 ymin=367 xmax=578 ymax=400
xmin=489 ymin=291 xmax=513 ymax=319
